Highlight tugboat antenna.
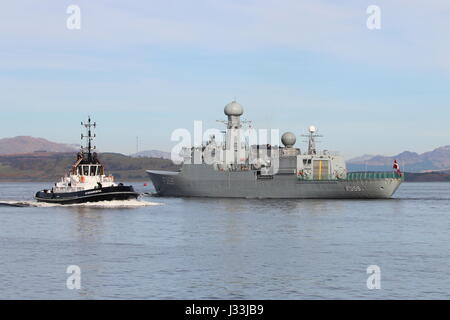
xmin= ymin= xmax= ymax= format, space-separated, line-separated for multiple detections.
xmin=81 ymin=116 xmax=97 ymax=162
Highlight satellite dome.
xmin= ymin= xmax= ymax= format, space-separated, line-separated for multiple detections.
xmin=309 ymin=125 xmax=317 ymax=133
xmin=224 ymin=101 xmax=244 ymax=116
xmin=281 ymin=132 xmax=296 ymax=148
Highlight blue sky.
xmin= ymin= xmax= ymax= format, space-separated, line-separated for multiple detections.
xmin=1 ymin=0 xmax=449 ymax=158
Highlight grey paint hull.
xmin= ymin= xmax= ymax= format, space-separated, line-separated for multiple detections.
xmin=147 ymin=165 xmax=403 ymax=199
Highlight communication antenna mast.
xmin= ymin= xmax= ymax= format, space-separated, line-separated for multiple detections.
xmin=81 ymin=116 xmax=96 ymax=162
xmin=136 ymin=136 xmax=139 ymax=154
xmin=301 ymin=125 xmax=322 ymax=155
xmin=241 ymin=118 xmax=253 ymax=129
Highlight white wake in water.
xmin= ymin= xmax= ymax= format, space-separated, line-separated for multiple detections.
xmin=0 ymin=199 xmax=161 ymax=208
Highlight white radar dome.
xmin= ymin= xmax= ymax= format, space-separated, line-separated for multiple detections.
xmin=281 ymin=132 xmax=296 ymax=148
xmin=308 ymin=125 xmax=317 ymax=133
xmin=224 ymin=101 xmax=244 ymax=116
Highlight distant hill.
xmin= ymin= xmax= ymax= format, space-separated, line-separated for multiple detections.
xmin=347 ymin=145 xmax=450 ymax=173
xmin=130 ymin=150 xmax=172 ymax=159
xmin=0 ymin=151 xmax=448 ymax=182
xmin=0 ymin=152 xmax=179 ymax=181
xmin=0 ymin=136 xmax=78 ymax=155
xmin=404 ymin=170 xmax=450 ymax=182
xmin=347 ymin=154 xmax=376 ymax=163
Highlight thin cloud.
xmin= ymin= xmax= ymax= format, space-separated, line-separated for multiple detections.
xmin=1 ymin=1 xmax=449 ymax=71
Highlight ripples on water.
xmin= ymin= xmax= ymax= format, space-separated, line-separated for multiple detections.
xmin=0 ymin=199 xmax=161 ymax=208
xmin=0 ymin=182 xmax=449 ymax=299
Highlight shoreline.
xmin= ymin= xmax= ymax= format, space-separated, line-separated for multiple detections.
xmin=0 ymin=179 xmax=448 ymax=183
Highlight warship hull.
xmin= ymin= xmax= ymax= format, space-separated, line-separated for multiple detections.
xmin=147 ymin=165 xmax=403 ymax=199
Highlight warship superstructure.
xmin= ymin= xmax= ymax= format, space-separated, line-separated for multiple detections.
xmin=147 ymin=101 xmax=403 ymax=199
xmin=35 ymin=117 xmax=139 ymax=204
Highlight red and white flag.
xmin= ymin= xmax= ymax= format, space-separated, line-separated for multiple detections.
xmin=393 ymin=160 xmax=402 ymax=175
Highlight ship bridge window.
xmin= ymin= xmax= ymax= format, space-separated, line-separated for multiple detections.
xmin=83 ymin=166 xmax=89 ymax=176
xmin=90 ymin=166 xmax=99 ymax=176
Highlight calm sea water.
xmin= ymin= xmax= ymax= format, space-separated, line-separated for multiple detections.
xmin=0 ymin=182 xmax=449 ymax=299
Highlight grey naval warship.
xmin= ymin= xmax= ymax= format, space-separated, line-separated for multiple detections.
xmin=147 ymin=101 xmax=403 ymax=199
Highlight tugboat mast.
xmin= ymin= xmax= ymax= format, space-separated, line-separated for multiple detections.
xmin=81 ymin=116 xmax=96 ymax=163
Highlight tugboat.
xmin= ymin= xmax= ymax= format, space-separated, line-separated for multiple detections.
xmin=35 ymin=117 xmax=139 ymax=204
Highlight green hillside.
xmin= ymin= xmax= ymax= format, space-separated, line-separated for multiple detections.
xmin=0 ymin=152 xmax=179 ymax=181
xmin=0 ymin=152 xmax=449 ymax=182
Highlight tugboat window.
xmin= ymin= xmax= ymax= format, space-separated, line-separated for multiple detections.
xmin=83 ymin=166 xmax=89 ymax=176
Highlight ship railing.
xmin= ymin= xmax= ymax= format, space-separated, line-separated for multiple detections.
xmin=53 ymin=187 xmax=85 ymax=193
xmin=102 ymin=176 xmax=114 ymax=182
xmin=346 ymin=171 xmax=404 ymax=180
xmin=296 ymin=171 xmax=403 ymax=181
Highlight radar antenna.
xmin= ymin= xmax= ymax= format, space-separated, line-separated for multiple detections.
xmin=241 ymin=118 xmax=253 ymax=129
xmin=301 ymin=125 xmax=322 ymax=155
xmin=81 ymin=116 xmax=97 ymax=162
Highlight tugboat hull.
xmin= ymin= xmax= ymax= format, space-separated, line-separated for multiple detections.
xmin=35 ymin=186 xmax=139 ymax=205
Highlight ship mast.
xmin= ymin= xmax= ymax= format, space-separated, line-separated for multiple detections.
xmin=302 ymin=126 xmax=322 ymax=155
xmin=81 ymin=116 xmax=96 ymax=163
xmin=223 ymin=101 xmax=245 ymax=167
